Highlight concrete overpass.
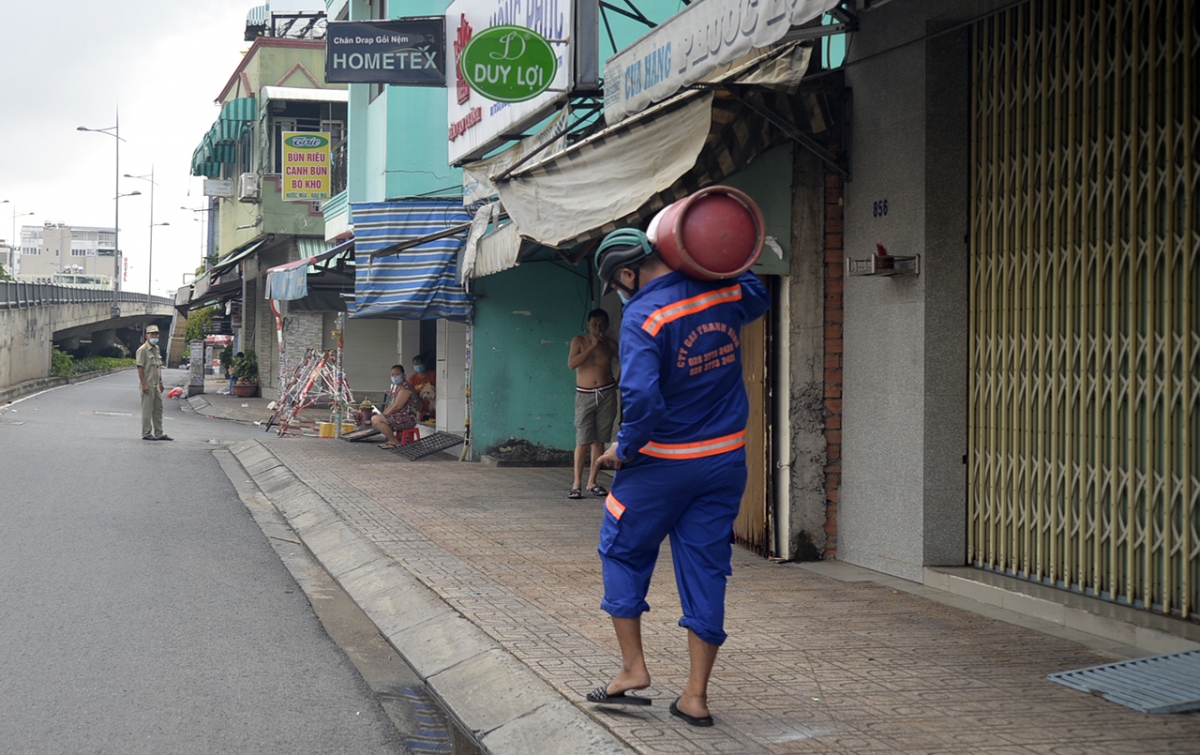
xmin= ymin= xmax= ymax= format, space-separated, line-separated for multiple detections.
xmin=0 ymin=281 xmax=177 ymax=395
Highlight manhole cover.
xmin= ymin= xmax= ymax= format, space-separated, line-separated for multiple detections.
xmin=1049 ymin=648 xmax=1200 ymax=713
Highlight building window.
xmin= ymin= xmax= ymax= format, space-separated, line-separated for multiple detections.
xmin=270 ymin=116 xmax=345 ymax=173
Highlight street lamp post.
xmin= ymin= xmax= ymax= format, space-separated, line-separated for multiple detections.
xmin=181 ymin=204 xmax=212 ymax=271
xmin=114 ymin=190 xmax=142 ymax=290
xmin=78 ymin=113 xmax=128 ymax=319
xmin=0 ymin=201 xmax=35 ymax=276
xmin=125 ymin=170 xmax=169 ymax=334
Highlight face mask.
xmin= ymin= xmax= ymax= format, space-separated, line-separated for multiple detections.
xmin=391 ymin=375 xmax=404 ymax=385
xmin=149 ymin=337 xmax=159 ymax=345
xmin=413 ymin=365 xmax=425 ymax=374
xmin=617 ymin=291 xmax=630 ymax=305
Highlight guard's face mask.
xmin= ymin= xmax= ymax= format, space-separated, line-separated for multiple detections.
xmin=149 ymin=338 xmax=159 ymax=345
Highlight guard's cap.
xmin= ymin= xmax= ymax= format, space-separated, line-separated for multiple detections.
xmin=146 ymin=325 xmax=160 ymax=334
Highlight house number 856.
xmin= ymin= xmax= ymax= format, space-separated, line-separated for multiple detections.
xmin=872 ymin=200 xmax=888 ymax=217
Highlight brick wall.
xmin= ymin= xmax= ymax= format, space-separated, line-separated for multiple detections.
xmin=823 ymin=170 xmax=844 ymax=559
xmin=281 ymin=309 xmax=325 ymax=386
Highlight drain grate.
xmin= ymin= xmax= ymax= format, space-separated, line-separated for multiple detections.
xmin=1048 ymin=648 xmax=1200 ymax=713
xmin=391 ymin=432 xmax=464 ymax=460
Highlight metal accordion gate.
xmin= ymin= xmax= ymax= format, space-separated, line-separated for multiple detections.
xmin=968 ymin=0 xmax=1199 ymax=619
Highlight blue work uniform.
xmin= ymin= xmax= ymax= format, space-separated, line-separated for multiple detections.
xmin=599 ymin=269 xmax=770 ymax=646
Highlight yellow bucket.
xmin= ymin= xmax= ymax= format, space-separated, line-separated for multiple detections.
xmin=318 ymin=422 xmax=335 ymax=438
xmin=342 ymin=423 xmax=355 ymax=434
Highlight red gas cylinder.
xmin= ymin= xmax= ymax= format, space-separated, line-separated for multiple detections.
xmin=647 ymin=185 xmax=764 ymax=281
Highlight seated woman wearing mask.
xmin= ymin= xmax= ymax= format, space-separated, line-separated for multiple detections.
xmin=372 ymin=364 xmax=420 ymax=449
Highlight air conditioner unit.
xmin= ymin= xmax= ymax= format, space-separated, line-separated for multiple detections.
xmin=238 ymin=173 xmax=260 ymax=202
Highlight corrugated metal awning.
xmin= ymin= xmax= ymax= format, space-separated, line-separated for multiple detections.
xmin=210 ymin=238 xmax=266 ymax=275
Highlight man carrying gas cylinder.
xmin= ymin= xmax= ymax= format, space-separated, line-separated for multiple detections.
xmin=585 ymin=197 xmax=770 ymax=727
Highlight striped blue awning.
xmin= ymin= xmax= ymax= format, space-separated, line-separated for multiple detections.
xmin=351 ymin=201 xmax=472 ymax=322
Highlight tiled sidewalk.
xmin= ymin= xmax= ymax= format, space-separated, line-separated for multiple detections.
xmin=195 ymin=389 xmax=1200 ymax=754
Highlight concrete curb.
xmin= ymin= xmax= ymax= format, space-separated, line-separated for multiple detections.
xmin=228 ymin=439 xmax=635 ymax=755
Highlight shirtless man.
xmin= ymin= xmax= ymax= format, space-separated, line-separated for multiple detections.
xmin=567 ymin=308 xmax=618 ymax=499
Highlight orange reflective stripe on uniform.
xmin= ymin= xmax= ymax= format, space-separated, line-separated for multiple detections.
xmin=640 ymin=283 xmax=743 ymax=337
xmin=639 ymin=429 xmax=746 ymax=460
xmin=605 ymin=493 xmax=626 ymax=520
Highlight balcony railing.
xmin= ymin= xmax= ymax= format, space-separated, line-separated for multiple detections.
xmin=0 ymin=281 xmax=175 ymax=309
xmin=331 ymin=142 xmax=348 ymax=196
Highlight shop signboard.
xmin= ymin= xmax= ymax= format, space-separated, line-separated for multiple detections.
xmin=326 ymin=18 xmax=446 ymax=85
xmin=446 ymin=0 xmax=574 ymax=165
xmin=603 ymin=0 xmax=840 ymax=124
xmin=281 ymin=132 xmax=332 ymax=202
xmin=460 ymin=25 xmax=558 ymax=102
xmin=203 ymin=178 xmax=235 ymax=197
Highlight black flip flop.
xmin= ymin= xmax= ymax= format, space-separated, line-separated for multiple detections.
xmin=568 ymin=488 xmax=584 ymax=499
xmin=669 ymin=698 xmax=713 ymax=727
xmin=588 ymin=485 xmax=608 ymax=497
xmin=586 ymin=686 xmax=651 ymax=706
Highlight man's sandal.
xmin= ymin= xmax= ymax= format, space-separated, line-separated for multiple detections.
xmin=588 ymin=485 xmax=608 ymax=497
xmin=568 ymin=488 xmax=584 ymax=499
xmin=586 ymin=687 xmax=651 ymax=706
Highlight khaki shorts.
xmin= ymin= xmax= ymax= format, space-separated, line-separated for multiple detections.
xmin=575 ymin=385 xmax=618 ymax=446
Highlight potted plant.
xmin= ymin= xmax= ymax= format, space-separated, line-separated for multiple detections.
xmin=231 ymin=349 xmax=259 ymax=398
xmin=219 ymin=343 xmax=235 ymax=378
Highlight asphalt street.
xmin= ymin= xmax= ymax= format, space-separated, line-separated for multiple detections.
xmin=0 ymin=369 xmax=406 ymax=754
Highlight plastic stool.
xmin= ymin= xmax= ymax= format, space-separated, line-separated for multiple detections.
xmin=398 ymin=428 xmax=420 ymax=445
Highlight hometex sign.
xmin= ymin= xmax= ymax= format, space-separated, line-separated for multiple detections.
xmin=326 ymin=18 xmax=446 ymax=85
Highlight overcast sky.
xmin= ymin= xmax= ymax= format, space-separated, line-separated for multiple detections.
xmin=1 ymin=0 xmax=324 ymax=296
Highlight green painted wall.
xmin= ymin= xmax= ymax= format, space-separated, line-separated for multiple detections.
xmin=385 ymin=86 xmax=462 ymax=199
xmin=344 ymin=0 xmax=460 ymax=203
xmin=471 ymin=260 xmax=595 ymax=452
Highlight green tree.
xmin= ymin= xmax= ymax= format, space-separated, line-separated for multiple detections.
xmin=184 ymin=306 xmax=218 ymax=344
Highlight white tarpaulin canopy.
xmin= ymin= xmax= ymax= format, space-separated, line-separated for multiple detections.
xmin=493 ymin=93 xmax=714 ymax=250
xmin=480 ymin=43 xmax=812 ymax=260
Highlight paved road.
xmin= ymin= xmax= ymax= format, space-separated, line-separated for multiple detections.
xmin=0 ymin=369 xmax=405 ymax=754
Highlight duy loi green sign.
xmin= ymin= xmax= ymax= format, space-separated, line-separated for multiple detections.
xmin=460 ymin=25 xmax=558 ymax=103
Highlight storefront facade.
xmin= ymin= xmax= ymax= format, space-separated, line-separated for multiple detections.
xmin=838 ymin=0 xmax=1198 ymax=620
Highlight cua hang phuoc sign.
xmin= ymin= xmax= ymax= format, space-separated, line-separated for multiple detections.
xmin=326 ymin=18 xmax=446 ymax=86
